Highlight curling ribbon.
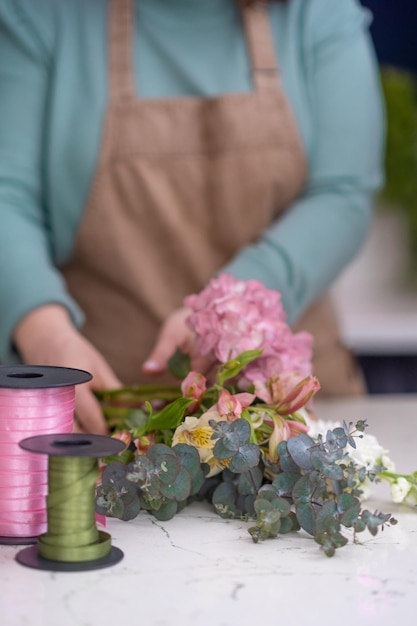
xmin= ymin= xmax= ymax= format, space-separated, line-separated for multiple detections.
xmin=38 ymin=455 xmax=111 ymax=562
xmin=0 ymin=387 xmax=74 ymax=538
xmin=16 ymin=433 xmax=124 ymax=571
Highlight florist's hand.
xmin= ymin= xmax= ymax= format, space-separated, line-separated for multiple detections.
xmin=142 ymin=307 xmax=214 ymax=376
xmin=13 ymin=304 xmax=122 ymax=435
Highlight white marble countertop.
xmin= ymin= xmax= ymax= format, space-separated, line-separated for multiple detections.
xmin=1 ymin=395 xmax=417 ymax=626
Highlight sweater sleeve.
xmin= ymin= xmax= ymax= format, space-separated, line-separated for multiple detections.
xmin=221 ymin=0 xmax=384 ymax=324
xmin=0 ymin=0 xmax=84 ymax=362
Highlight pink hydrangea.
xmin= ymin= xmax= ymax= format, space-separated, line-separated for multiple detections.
xmin=185 ymin=274 xmax=313 ymax=384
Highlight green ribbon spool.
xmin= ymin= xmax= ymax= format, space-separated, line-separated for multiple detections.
xmin=16 ymin=431 xmax=125 ymax=571
xmin=38 ymin=456 xmax=111 ymax=562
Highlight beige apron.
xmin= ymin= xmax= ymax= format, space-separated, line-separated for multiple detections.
xmin=63 ymin=0 xmax=364 ymax=396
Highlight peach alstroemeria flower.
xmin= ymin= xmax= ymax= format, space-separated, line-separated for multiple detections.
xmin=212 ymin=389 xmax=255 ymax=421
xmin=112 ymin=431 xmax=132 ymax=448
xmin=181 ymin=371 xmax=207 ymax=413
xmin=268 ymin=415 xmax=309 ymax=464
xmin=134 ymin=433 xmax=157 ymax=456
xmin=255 ymin=373 xmax=320 ymax=415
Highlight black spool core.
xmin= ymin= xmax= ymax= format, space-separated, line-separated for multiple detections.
xmin=19 ymin=433 xmax=125 ymax=458
xmin=7 ymin=373 xmax=43 ymax=379
xmin=52 ymin=438 xmax=92 ymax=448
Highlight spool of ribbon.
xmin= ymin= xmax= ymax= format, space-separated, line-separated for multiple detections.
xmin=16 ymin=433 xmax=124 ymax=572
xmin=0 ymin=365 xmax=92 ymax=544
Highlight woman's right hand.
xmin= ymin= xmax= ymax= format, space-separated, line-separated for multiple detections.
xmin=13 ymin=304 xmax=122 ymax=434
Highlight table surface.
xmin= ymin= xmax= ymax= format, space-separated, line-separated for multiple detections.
xmin=1 ymin=395 xmax=417 ymax=626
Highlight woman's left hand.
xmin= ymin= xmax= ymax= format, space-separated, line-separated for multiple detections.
xmin=142 ymin=307 xmax=213 ymax=376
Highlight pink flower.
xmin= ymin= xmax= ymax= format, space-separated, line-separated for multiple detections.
xmin=134 ymin=433 xmax=157 ymax=456
xmin=254 ymin=373 xmax=320 ymax=415
xmin=112 ymin=431 xmax=132 ymax=448
xmin=181 ymin=371 xmax=207 ymax=412
xmin=268 ymin=416 xmax=309 ymax=463
xmin=184 ymin=275 xmax=313 ymax=382
xmin=209 ymin=389 xmax=255 ymax=421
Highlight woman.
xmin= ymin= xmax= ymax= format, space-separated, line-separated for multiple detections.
xmin=0 ymin=0 xmax=384 ymax=432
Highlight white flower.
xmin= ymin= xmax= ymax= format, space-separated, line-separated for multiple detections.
xmin=405 ymin=488 xmax=417 ymax=506
xmin=303 ymin=411 xmax=341 ymax=440
xmin=348 ymin=433 xmax=395 ymax=472
xmin=391 ymin=477 xmax=412 ymax=503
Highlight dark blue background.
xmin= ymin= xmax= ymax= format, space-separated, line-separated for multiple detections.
xmin=361 ymin=0 xmax=417 ymax=73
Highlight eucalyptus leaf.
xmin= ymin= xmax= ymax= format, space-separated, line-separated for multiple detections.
xmin=155 ymin=454 xmax=181 ymax=485
xmin=229 ymin=444 xmax=260 ymax=473
xmin=295 ymin=501 xmax=317 ymax=536
xmin=337 ymin=494 xmax=361 ymax=528
xmin=160 ymin=466 xmax=192 ymax=501
xmin=272 ymin=472 xmax=300 ymax=498
xmin=152 ymin=500 xmax=179 ymax=521
xmin=237 ymin=467 xmax=263 ymax=496
xmin=172 ymin=443 xmax=201 ymax=478
xmin=277 ymin=441 xmax=300 ymax=473
xmin=287 ymin=434 xmax=315 ymax=470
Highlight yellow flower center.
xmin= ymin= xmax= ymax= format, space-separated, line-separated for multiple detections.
xmin=176 ymin=427 xmax=214 ymax=449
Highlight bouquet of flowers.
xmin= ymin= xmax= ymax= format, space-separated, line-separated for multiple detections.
xmin=95 ymin=275 xmax=415 ymax=557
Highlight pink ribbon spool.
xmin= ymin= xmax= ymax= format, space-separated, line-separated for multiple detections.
xmin=0 ymin=365 xmax=92 ymax=542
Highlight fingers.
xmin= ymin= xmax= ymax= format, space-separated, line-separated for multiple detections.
xmin=142 ymin=307 xmax=202 ymax=376
xmin=75 ymin=385 xmax=109 ymax=435
xmin=142 ymin=335 xmax=172 ymax=375
xmin=94 ymin=361 xmax=123 ymax=390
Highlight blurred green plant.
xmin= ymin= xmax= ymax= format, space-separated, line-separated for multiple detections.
xmin=380 ymin=67 xmax=417 ymax=283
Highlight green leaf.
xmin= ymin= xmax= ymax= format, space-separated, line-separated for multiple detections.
xmin=125 ymin=409 xmax=148 ymax=430
xmin=213 ymin=432 xmax=240 ymax=456
xmin=287 ymin=434 xmax=315 ymax=470
xmin=160 ymin=466 xmax=192 ymax=501
xmin=229 ymin=444 xmax=260 ymax=473
xmin=145 ymin=398 xmax=194 ymax=433
xmin=295 ymin=502 xmax=317 ymax=536
xmin=337 ymin=494 xmax=361 ymax=527
xmin=119 ymin=497 xmax=141 ymax=521
xmin=216 ymin=349 xmax=263 ymax=385
xmin=237 ymin=467 xmax=263 ymax=496
xmin=272 ymin=472 xmax=300 ymax=499
xmin=152 ymin=500 xmax=179 ymax=521
xmin=155 ymin=454 xmax=181 ymax=485
xmin=279 ymin=514 xmax=297 ymax=534
xmin=172 ymin=443 xmax=201 ymax=478
xmin=277 ymin=441 xmax=300 ymax=473
xmin=168 ymin=348 xmax=191 ymax=380
xmin=103 ymin=448 xmax=135 ymax=466
xmin=292 ymin=475 xmax=315 ymax=504
xmin=212 ymin=482 xmax=239 ymax=519
xmin=315 ymin=501 xmax=337 ymax=532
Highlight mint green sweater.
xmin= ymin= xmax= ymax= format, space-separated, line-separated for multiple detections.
xmin=0 ymin=0 xmax=384 ymax=361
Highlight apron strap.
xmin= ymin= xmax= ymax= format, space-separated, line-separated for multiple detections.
xmin=107 ymin=0 xmax=280 ymax=104
xmin=108 ymin=0 xmax=136 ymax=105
xmin=242 ymin=4 xmax=281 ymax=93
